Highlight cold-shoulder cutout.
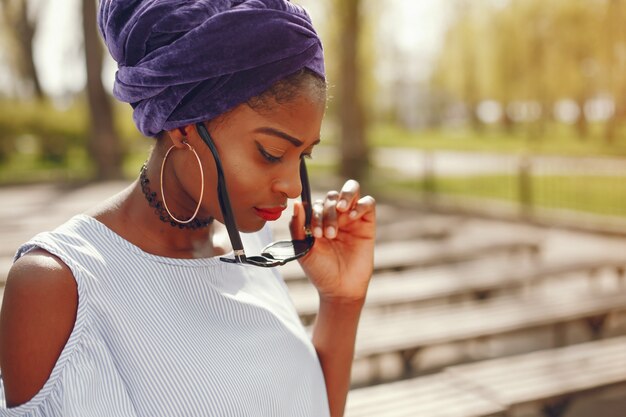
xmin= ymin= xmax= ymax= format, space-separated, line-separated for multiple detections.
xmin=0 ymin=249 xmax=78 ymax=408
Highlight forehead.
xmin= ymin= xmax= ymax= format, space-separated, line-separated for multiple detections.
xmin=216 ymin=96 xmax=325 ymax=143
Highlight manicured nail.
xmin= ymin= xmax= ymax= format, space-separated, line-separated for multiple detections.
xmin=349 ymin=210 xmax=358 ymax=219
xmin=337 ymin=200 xmax=348 ymax=211
xmin=314 ymin=227 xmax=323 ymax=238
xmin=325 ymin=226 xmax=336 ymax=238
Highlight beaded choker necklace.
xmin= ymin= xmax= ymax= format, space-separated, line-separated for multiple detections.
xmin=139 ymin=163 xmax=213 ymax=230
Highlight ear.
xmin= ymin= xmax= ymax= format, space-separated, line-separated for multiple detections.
xmin=164 ymin=125 xmax=195 ymax=149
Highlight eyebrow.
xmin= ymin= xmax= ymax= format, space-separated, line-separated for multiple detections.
xmin=254 ymin=127 xmax=320 ymax=147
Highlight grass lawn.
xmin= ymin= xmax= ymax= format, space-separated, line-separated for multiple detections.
xmin=379 ymin=173 xmax=626 ymax=218
xmin=368 ymin=123 xmax=626 ymax=158
xmin=0 ymin=148 xmax=94 ymax=184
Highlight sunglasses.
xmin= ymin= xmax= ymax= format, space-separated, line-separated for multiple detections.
xmin=195 ymin=122 xmax=315 ymax=267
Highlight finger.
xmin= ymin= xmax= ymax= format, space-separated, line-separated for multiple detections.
xmin=323 ymin=191 xmax=339 ymax=239
xmin=312 ymin=199 xmax=324 ymax=238
xmin=346 ymin=195 xmax=376 ymax=222
xmin=289 ymin=202 xmax=306 ymax=240
xmin=336 ymin=179 xmax=360 ymax=212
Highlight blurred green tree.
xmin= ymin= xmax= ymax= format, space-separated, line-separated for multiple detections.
xmin=604 ymin=0 xmax=626 ymax=144
xmin=82 ymin=0 xmax=122 ymax=180
xmin=331 ymin=0 xmax=370 ymax=181
xmin=0 ymin=0 xmax=43 ymax=99
xmin=433 ymin=0 xmax=487 ymax=131
xmin=434 ymin=0 xmax=616 ymax=141
xmin=550 ymin=0 xmax=604 ymax=139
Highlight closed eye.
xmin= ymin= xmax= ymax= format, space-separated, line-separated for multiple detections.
xmin=256 ymin=142 xmax=283 ymax=163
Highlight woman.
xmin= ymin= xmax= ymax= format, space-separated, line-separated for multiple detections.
xmin=0 ymin=1 xmax=375 ymax=416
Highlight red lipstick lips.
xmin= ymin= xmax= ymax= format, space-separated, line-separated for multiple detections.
xmin=253 ymin=206 xmax=286 ymax=221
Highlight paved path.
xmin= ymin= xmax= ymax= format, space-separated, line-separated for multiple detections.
xmin=374 ymin=148 xmax=626 ymax=177
xmin=315 ymin=146 xmax=626 ymax=177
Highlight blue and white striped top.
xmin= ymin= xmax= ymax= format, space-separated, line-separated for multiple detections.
xmin=0 ymin=214 xmax=330 ymax=417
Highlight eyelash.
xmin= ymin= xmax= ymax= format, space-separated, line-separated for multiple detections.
xmin=257 ymin=144 xmax=312 ymax=163
xmin=257 ymin=145 xmax=283 ymax=163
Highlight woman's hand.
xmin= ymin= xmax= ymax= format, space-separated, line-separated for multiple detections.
xmin=290 ymin=179 xmax=376 ymax=303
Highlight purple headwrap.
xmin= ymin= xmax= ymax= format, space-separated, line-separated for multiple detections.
xmin=98 ymin=0 xmax=325 ymax=137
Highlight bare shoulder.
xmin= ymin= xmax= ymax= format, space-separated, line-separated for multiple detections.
xmin=0 ymin=249 xmax=78 ymax=407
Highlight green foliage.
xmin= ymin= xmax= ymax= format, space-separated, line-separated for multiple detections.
xmin=0 ymin=100 xmax=87 ymax=163
xmin=0 ymin=147 xmax=94 ymax=184
xmin=433 ymin=0 xmax=625 ymax=137
xmin=0 ymin=98 xmax=150 ymax=183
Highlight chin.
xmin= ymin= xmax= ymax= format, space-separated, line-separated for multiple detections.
xmin=235 ymin=218 xmax=267 ymax=234
xmin=213 ymin=209 xmax=268 ymax=234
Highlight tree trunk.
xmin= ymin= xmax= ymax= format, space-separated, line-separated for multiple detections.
xmin=604 ymin=0 xmax=624 ymax=146
xmin=501 ymin=103 xmax=515 ymax=133
xmin=336 ymin=0 xmax=369 ymax=182
xmin=82 ymin=0 xmax=122 ymax=180
xmin=604 ymin=99 xmax=619 ymax=145
xmin=575 ymin=97 xmax=588 ymax=140
xmin=605 ymin=95 xmax=626 ymax=145
xmin=0 ymin=0 xmax=43 ymax=98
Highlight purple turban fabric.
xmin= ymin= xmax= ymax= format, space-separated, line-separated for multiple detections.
xmin=97 ymin=0 xmax=325 ymax=137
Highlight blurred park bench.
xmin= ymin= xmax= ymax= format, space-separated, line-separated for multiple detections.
xmin=291 ymin=258 xmax=626 ymax=326
xmin=345 ymin=372 xmax=506 ymax=417
xmin=333 ymin=203 xmax=626 ymax=416
xmin=351 ymin=290 xmax=626 ymax=386
xmin=345 ymin=336 xmax=626 ymax=417
xmin=278 ymin=233 xmax=541 ymax=283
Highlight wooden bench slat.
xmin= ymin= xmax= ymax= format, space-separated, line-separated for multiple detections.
xmin=290 ymin=258 xmax=626 ymax=323
xmin=277 ymin=238 xmax=540 ymax=283
xmin=352 ymin=292 xmax=626 ymax=359
xmin=347 ymin=337 xmax=626 ymax=417
xmin=446 ymin=336 xmax=626 ymax=408
xmin=345 ymin=373 xmax=505 ymax=417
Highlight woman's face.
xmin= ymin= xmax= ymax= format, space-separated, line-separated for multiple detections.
xmin=184 ymin=95 xmax=325 ymax=233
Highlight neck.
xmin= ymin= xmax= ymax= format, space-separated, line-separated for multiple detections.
xmin=130 ymin=181 xmax=216 ymax=257
xmin=139 ymin=162 xmax=213 ymax=231
xmin=90 ymin=164 xmax=227 ymax=260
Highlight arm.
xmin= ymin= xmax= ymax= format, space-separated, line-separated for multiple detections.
xmin=291 ymin=180 xmax=376 ymax=417
xmin=0 ymin=249 xmax=78 ymax=407
xmin=311 ymin=296 xmax=364 ymax=417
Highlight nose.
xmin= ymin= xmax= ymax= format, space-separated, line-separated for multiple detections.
xmin=272 ymin=168 xmax=302 ymax=199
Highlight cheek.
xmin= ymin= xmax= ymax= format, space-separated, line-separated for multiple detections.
xmin=229 ymin=164 xmax=267 ymax=203
xmin=222 ymin=155 xmax=270 ymax=207
xmin=227 ymin=174 xmax=269 ymax=233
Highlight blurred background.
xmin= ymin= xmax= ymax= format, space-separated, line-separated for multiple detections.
xmin=3 ymin=0 xmax=626 ymax=416
xmin=2 ymin=0 xmax=626 ymax=227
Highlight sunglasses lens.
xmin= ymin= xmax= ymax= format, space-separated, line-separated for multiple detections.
xmin=245 ymin=255 xmax=275 ymax=265
xmin=261 ymin=237 xmax=314 ymax=261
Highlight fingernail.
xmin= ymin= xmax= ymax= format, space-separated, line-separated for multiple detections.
xmin=349 ymin=210 xmax=358 ymax=219
xmin=314 ymin=227 xmax=323 ymax=238
xmin=337 ymin=200 xmax=348 ymax=211
xmin=293 ymin=204 xmax=298 ymax=217
xmin=325 ymin=226 xmax=336 ymax=238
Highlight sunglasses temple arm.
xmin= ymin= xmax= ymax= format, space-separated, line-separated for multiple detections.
xmin=195 ymin=123 xmax=247 ymax=262
xmin=299 ymin=159 xmax=313 ymax=237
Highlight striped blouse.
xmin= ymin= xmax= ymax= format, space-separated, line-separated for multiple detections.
xmin=0 ymin=215 xmax=330 ymax=417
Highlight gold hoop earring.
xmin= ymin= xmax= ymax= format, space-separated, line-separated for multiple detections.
xmin=160 ymin=141 xmax=204 ymax=224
